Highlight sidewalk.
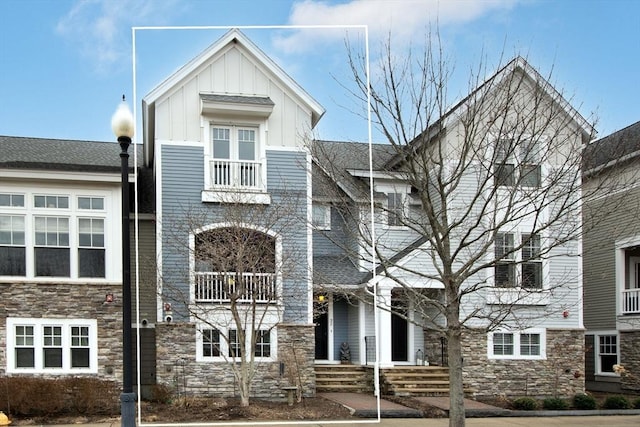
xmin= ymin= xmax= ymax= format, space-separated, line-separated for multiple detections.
xmin=40 ymin=415 xmax=640 ymax=427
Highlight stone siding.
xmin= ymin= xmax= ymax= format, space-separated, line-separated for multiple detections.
xmin=461 ymin=329 xmax=585 ymax=398
xmin=0 ymin=281 xmax=124 ymax=380
xmin=620 ymin=330 xmax=640 ymax=392
xmin=155 ymin=322 xmax=315 ymax=399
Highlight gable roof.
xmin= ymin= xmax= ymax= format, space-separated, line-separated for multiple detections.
xmin=583 ymin=120 xmax=640 ymax=175
xmin=142 ymin=29 xmax=325 ymax=165
xmin=384 ymin=56 xmax=596 ymax=170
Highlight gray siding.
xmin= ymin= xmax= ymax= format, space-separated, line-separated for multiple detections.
xmin=332 ymin=297 xmax=349 ymax=360
xmin=160 ymin=145 xmax=310 ymax=323
xmin=583 ymin=184 xmax=640 ymax=330
xmin=132 ymin=218 xmax=157 ymax=322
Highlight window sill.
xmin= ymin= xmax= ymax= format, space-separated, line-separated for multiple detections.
xmin=201 ymin=190 xmax=271 ymax=205
xmin=487 ymin=288 xmax=550 ymax=305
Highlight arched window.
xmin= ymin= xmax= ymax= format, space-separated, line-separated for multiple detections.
xmin=194 ymin=227 xmax=276 ymax=303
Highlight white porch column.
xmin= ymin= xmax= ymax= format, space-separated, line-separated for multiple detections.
xmin=377 ymin=285 xmax=393 ymax=367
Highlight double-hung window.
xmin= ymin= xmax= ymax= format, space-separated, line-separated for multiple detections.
xmin=495 ymin=233 xmax=516 ymax=287
xmin=0 ymin=213 xmax=26 ymax=276
xmin=211 ymin=126 xmax=260 ymax=189
xmin=494 ymin=138 xmax=541 ymax=188
xmin=495 ymin=232 xmax=543 ymax=289
xmin=7 ymin=318 xmax=97 ymax=373
xmin=34 ymin=216 xmax=70 ymax=277
xmin=488 ymin=329 xmax=545 ymax=359
xmin=387 ymin=192 xmax=405 ymax=227
xmin=197 ymin=327 xmax=274 ymax=361
xmin=598 ymin=335 xmax=618 ymax=374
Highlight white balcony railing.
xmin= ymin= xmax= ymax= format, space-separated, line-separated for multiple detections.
xmin=195 ymin=272 xmax=276 ymax=303
xmin=622 ymin=288 xmax=640 ymax=314
xmin=209 ymin=159 xmax=263 ymax=191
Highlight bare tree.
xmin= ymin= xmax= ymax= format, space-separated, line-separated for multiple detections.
xmin=159 ymin=190 xmax=309 ymax=407
xmin=308 ymin=33 xmax=639 ymax=427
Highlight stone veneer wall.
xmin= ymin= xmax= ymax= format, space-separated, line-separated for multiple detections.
xmin=155 ymin=323 xmax=315 ymax=399
xmin=460 ymin=329 xmax=585 ymax=398
xmin=0 ymin=282 xmax=123 ymax=380
xmin=620 ymin=330 xmax=640 ymax=392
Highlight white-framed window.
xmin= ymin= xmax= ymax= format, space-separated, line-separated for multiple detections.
xmin=0 ymin=190 xmax=110 ymax=280
xmin=201 ymin=328 xmax=221 ymax=358
xmin=312 ymin=204 xmax=331 ymax=230
xmin=6 ymin=318 xmax=98 ymax=373
xmin=254 ymin=330 xmax=271 ymax=358
xmin=494 ymin=232 xmax=543 ymax=289
xmin=0 ymin=193 xmax=25 ymax=207
xmin=387 ymin=192 xmax=405 ymax=226
xmin=78 ymin=218 xmax=105 ymax=278
xmin=488 ymin=329 xmax=546 ymax=359
xmin=494 ymin=138 xmax=541 ymax=188
xmin=597 ymin=334 xmax=618 ymax=374
xmin=196 ymin=326 xmax=275 ymax=362
xmin=0 ymin=214 xmax=26 ymax=276
xmin=210 ymin=125 xmax=260 ymax=188
xmin=34 ymin=216 xmax=70 ymax=277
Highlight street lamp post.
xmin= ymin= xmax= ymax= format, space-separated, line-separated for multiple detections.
xmin=111 ymin=96 xmax=135 ymax=427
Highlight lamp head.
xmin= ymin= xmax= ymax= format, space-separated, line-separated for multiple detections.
xmin=111 ymin=95 xmax=135 ymax=139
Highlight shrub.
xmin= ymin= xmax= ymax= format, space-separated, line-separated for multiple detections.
xmin=0 ymin=377 xmax=119 ymax=417
xmin=633 ymin=397 xmax=640 ymax=409
xmin=151 ymin=383 xmax=174 ymax=404
xmin=543 ymin=397 xmax=569 ymax=410
xmin=603 ymin=395 xmax=631 ymax=409
xmin=512 ymin=397 xmax=538 ymax=410
xmin=573 ymin=393 xmax=597 ymax=410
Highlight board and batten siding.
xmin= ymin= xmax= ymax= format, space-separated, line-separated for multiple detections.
xmin=154 ymin=44 xmax=313 ymax=149
xmin=132 ymin=218 xmax=157 ymax=322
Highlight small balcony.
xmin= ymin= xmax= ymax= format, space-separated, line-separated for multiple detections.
xmin=208 ymin=159 xmax=263 ymax=191
xmin=622 ymin=288 xmax=640 ymax=314
xmin=195 ymin=272 xmax=276 ymax=303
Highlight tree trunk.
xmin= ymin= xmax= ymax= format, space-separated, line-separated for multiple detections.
xmin=447 ymin=301 xmax=465 ymax=427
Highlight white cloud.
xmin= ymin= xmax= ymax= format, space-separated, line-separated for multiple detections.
xmin=275 ymin=0 xmax=520 ymax=53
xmin=56 ymin=0 xmax=183 ymax=75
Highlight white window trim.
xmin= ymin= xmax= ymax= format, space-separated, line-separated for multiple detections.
xmin=594 ymin=331 xmax=620 ymax=376
xmin=615 ymin=235 xmax=640 ymax=322
xmin=196 ymin=325 xmax=277 ymax=363
xmin=6 ymin=318 xmax=98 ymax=374
xmin=201 ymin=119 xmax=270 ymax=204
xmin=493 ymin=135 xmax=547 ymax=189
xmin=374 ymin=183 xmax=410 ymax=229
xmin=0 ymin=187 xmax=116 ymax=282
xmin=487 ymin=328 xmax=546 ymax=360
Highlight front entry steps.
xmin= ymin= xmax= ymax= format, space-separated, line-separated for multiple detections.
xmin=315 ymin=364 xmax=372 ymax=393
xmin=315 ymin=364 xmax=474 ymax=397
xmin=381 ymin=366 xmax=474 ymax=397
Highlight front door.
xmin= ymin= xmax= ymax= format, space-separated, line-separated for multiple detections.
xmin=314 ymin=303 xmax=329 ymax=360
xmin=391 ymin=310 xmax=408 ymax=362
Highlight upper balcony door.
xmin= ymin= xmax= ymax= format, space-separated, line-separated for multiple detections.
xmin=623 ymin=256 xmax=640 ymax=314
xmin=211 ymin=126 xmax=261 ymax=191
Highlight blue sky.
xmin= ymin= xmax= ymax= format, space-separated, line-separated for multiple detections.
xmin=0 ymin=0 xmax=638 ymax=144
